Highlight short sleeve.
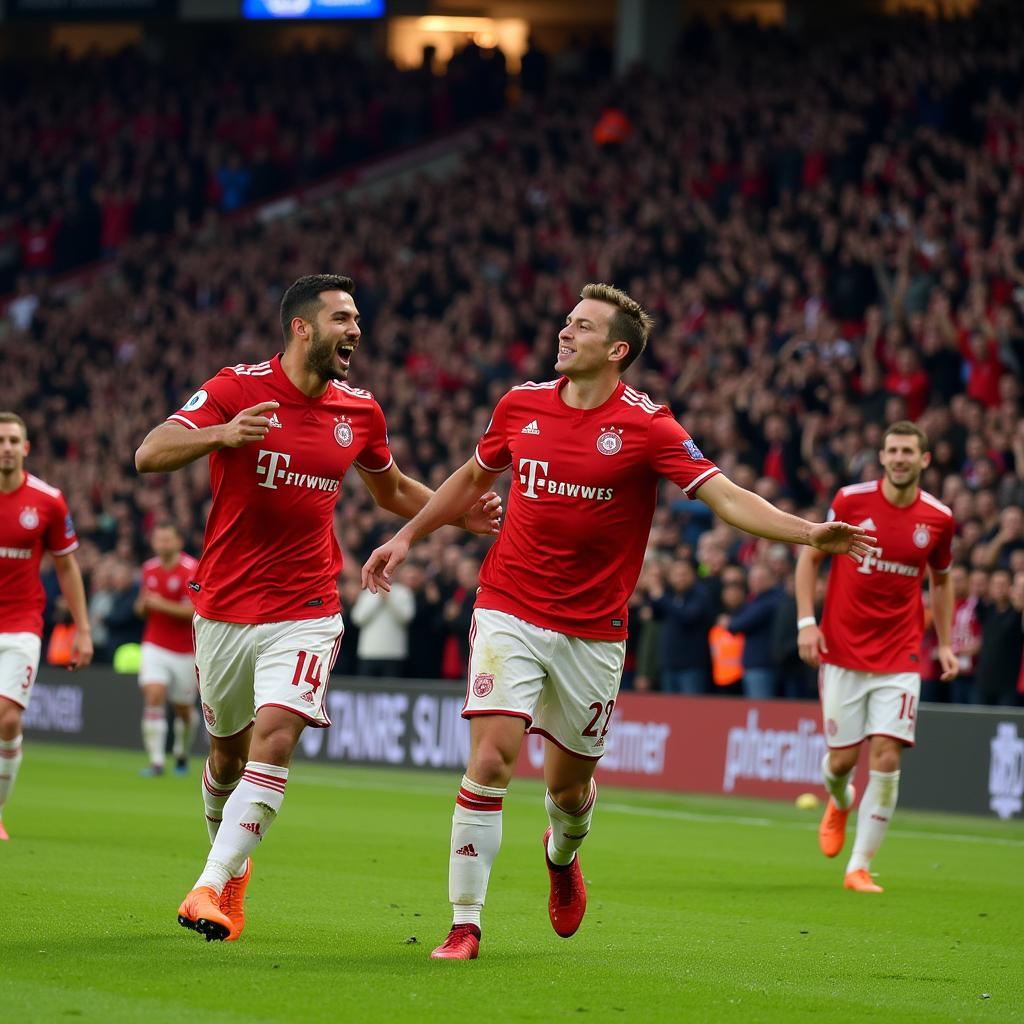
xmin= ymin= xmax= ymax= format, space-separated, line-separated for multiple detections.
xmin=929 ymin=516 xmax=955 ymax=573
xmin=167 ymin=369 xmax=245 ymax=431
xmin=353 ymin=400 xmax=394 ymax=474
xmin=46 ymin=492 xmax=79 ymax=556
xmin=825 ymin=490 xmax=847 ymax=524
xmin=647 ymin=409 xmax=720 ymax=497
xmin=475 ymin=393 xmax=513 ymax=472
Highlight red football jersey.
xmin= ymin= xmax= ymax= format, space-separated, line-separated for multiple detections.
xmin=140 ymin=553 xmax=199 ymax=654
xmin=820 ymin=480 xmax=955 ymax=674
xmin=168 ymin=355 xmax=393 ymax=624
xmin=473 ymin=378 xmax=720 ymax=640
xmin=0 ymin=473 xmax=79 ymax=636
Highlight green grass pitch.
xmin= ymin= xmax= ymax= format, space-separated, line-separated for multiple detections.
xmin=1 ymin=743 xmax=1022 ymax=1024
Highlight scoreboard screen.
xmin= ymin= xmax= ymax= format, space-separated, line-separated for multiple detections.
xmin=242 ymin=0 xmax=384 ymax=18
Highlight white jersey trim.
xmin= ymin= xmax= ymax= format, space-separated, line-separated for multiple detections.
xmin=510 ymin=380 xmax=559 ymax=392
xmin=167 ymin=414 xmax=199 ymax=430
xmin=50 ymin=540 xmax=80 ymax=557
xmin=474 ymin=446 xmax=512 ymax=473
xmin=621 ymin=385 xmax=662 ymax=416
xmin=353 ymin=454 xmax=394 ymax=474
xmin=26 ymin=474 xmax=62 ymax=499
xmin=682 ymin=467 xmax=720 ymax=495
xmin=839 ymin=480 xmax=880 ymax=497
xmin=919 ymin=490 xmax=954 ymax=518
xmin=332 ymin=381 xmax=375 ymax=401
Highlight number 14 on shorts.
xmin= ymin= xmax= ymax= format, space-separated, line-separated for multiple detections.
xmin=290 ymin=651 xmax=323 ymax=692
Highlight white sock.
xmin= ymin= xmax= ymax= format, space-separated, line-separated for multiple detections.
xmin=142 ymin=708 xmax=167 ymax=768
xmin=846 ymin=769 xmax=900 ymax=874
xmin=822 ymin=753 xmax=854 ymax=810
xmin=0 ymin=735 xmax=24 ymax=815
xmin=173 ymin=710 xmax=195 ymax=760
xmin=195 ymin=761 xmax=287 ymax=894
xmin=201 ymin=759 xmax=242 ymax=844
xmin=449 ymin=775 xmax=506 ymax=929
xmin=545 ymin=780 xmax=597 ymax=866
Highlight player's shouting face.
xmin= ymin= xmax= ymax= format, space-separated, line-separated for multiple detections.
xmin=555 ymin=299 xmax=629 ymax=378
xmin=300 ymin=289 xmax=362 ymax=383
xmin=879 ymin=431 xmax=930 ymax=493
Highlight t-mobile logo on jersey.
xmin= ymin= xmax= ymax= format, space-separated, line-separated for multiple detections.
xmin=256 ymin=449 xmax=292 ymax=489
xmin=856 ymin=546 xmax=920 ymax=578
xmin=517 ymin=458 xmax=614 ymax=502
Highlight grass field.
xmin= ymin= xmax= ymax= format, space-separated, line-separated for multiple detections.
xmin=1 ymin=743 xmax=1022 ymax=1024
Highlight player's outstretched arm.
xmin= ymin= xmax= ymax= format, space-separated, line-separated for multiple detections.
xmin=794 ymin=546 xmax=828 ymax=667
xmin=53 ymin=553 xmax=93 ymax=670
xmin=135 ymin=402 xmax=280 ymax=473
xmin=695 ymin=475 xmax=877 ymax=560
xmin=362 ymin=458 xmax=501 ymax=594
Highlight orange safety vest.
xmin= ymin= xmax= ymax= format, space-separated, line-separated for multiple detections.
xmin=708 ymin=624 xmax=744 ymax=687
xmin=46 ymin=623 xmax=75 ymax=666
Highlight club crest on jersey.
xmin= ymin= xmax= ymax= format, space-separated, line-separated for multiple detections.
xmin=19 ymin=507 xmax=39 ymax=530
xmin=596 ymin=426 xmax=623 ymax=456
xmin=682 ymin=439 xmax=704 ymax=461
xmin=334 ymin=416 xmax=353 ymax=448
xmin=913 ymin=524 xmax=931 ymax=548
xmin=473 ymin=673 xmax=494 ymax=697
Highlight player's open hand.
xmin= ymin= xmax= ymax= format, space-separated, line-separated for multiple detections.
xmin=797 ymin=623 xmax=827 ymax=668
xmin=220 ymin=402 xmax=280 ymax=448
xmin=464 ymin=491 xmax=503 ymax=535
xmin=808 ymin=521 xmax=877 ymax=562
xmin=936 ymin=644 xmax=959 ymax=683
xmin=362 ymin=535 xmax=411 ymax=594
xmin=69 ymin=629 xmax=94 ymax=671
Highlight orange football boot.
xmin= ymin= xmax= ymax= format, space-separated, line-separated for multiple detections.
xmin=177 ymin=886 xmax=232 ymax=942
xmin=0 ymin=819 xmax=9 ymax=841
xmin=844 ymin=869 xmax=884 ymax=893
xmin=430 ymin=924 xmax=481 ymax=960
xmin=818 ymin=784 xmax=856 ymax=858
xmin=220 ymin=858 xmax=252 ymax=941
xmin=543 ymin=826 xmax=587 ymax=938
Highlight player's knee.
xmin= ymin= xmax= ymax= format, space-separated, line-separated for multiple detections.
xmin=209 ymin=747 xmax=246 ymax=783
xmin=548 ymin=781 xmax=589 ymax=813
xmin=871 ymin=748 xmax=901 ymax=773
xmin=0 ymin=703 xmax=22 ymax=739
xmin=828 ymin=749 xmax=858 ymax=776
xmin=468 ymin=745 xmax=515 ymax=788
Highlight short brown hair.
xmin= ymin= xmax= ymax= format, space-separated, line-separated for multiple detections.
xmin=580 ymin=283 xmax=654 ymax=372
xmin=280 ymin=273 xmax=356 ymax=341
xmin=882 ymin=420 xmax=929 ymax=453
xmin=0 ymin=412 xmax=27 ymax=438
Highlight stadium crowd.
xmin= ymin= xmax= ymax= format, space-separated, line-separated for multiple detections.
xmin=3 ymin=9 xmax=1023 ymax=704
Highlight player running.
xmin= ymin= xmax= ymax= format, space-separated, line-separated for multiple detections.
xmin=361 ymin=283 xmax=875 ymax=960
xmin=0 ymin=411 xmax=93 ymax=841
xmin=135 ymin=522 xmax=199 ymax=777
xmin=795 ymin=421 xmax=957 ymax=893
xmin=135 ymin=274 xmax=501 ymax=942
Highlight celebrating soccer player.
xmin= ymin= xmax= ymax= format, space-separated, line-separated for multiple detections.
xmin=0 ymin=411 xmax=93 ymax=841
xmin=795 ymin=421 xmax=957 ymax=893
xmin=361 ymin=283 xmax=875 ymax=960
xmin=135 ymin=522 xmax=199 ymax=777
xmin=135 ymin=274 xmax=501 ymax=943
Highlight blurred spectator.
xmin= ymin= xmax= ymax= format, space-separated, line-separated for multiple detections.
xmin=708 ymin=578 xmax=746 ymax=696
xmin=403 ymin=562 xmax=445 ymax=678
xmin=727 ymin=563 xmax=785 ymax=700
xmin=975 ymin=569 xmax=1024 ymax=706
xmin=631 ymin=560 xmax=665 ymax=692
xmin=440 ymin=556 xmax=479 ymax=680
xmin=349 ymin=568 xmax=415 ymax=678
xmin=652 ymin=558 xmax=713 ymax=694
xmin=104 ymin=561 xmax=142 ymax=659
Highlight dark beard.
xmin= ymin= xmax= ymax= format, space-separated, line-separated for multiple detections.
xmin=305 ymin=323 xmax=346 ymax=382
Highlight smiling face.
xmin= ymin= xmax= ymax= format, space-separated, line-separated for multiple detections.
xmin=0 ymin=420 xmax=29 ymax=482
xmin=879 ymin=432 xmax=930 ymax=493
xmin=555 ymin=298 xmax=628 ymax=379
xmin=302 ymin=290 xmax=361 ymax=383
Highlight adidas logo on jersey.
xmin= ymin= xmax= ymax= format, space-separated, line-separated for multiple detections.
xmin=268 ymin=413 xmax=283 ymax=428
xmin=455 ymin=844 xmax=479 ymax=857
xmin=521 ymin=420 xmax=540 ymax=434
xmin=299 ymin=689 xmax=315 ymax=704
xmin=857 ymin=517 xmax=877 ymax=531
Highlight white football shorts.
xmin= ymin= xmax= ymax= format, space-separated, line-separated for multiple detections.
xmin=0 ymin=631 xmax=42 ymax=711
xmin=819 ymin=663 xmax=921 ymax=748
xmin=464 ymin=608 xmax=626 ymax=759
xmin=138 ymin=643 xmax=197 ymax=705
xmin=192 ymin=613 xmax=344 ymax=738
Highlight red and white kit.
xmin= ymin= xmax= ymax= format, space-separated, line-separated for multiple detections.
xmin=819 ymin=479 xmax=955 ymax=748
xmin=139 ymin=553 xmax=199 ymax=704
xmin=0 ymin=473 xmax=79 ymax=709
xmin=467 ymin=377 xmax=720 ymax=756
xmin=169 ymin=355 xmax=392 ymax=735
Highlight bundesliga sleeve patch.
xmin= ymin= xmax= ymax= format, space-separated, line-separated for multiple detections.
xmin=682 ymin=439 xmax=704 ymax=460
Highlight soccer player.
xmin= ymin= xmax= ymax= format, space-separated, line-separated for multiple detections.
xmin=0 ymin=411 xmax=93 ymax=841
xmin=361 ymin=283 xmax=874 ymax=960
xmin=134 ymin=274 xmax=500 ymax=943
xmin=795 ymin=421 xmax=957 ymax=893
xmin=135 ymin=522 xmax=199 ymax=776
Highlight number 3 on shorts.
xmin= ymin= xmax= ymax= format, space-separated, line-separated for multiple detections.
xmin=582 ymin=699 xmax=615 ymax=738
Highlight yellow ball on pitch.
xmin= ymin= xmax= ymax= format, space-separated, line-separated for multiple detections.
xmin=795 ymin=792 xmax=820 ymax=810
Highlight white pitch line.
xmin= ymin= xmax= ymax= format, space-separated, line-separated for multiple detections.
xmin=291 ymin=772 xmax=1024 ymax=849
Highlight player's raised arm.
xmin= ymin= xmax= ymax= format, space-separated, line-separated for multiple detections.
xmin=135 ymin=401 xmax=281 ymax=473
xmin=693 ymin=474 xmax=877 ymax=559
xmin=362 ymin=457 xmax=501 ymax=593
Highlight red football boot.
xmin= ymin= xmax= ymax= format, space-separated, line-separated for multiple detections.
xmin=430 ymin=923 xmax=481 ymax=960
xmin=543 ymin=826 xmax=587 ymax=938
